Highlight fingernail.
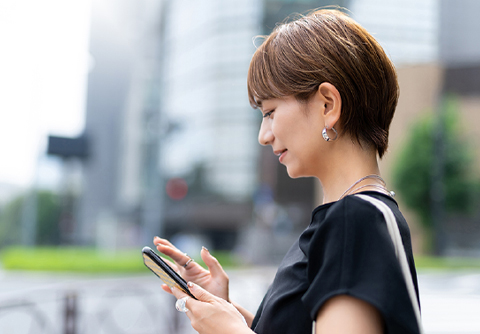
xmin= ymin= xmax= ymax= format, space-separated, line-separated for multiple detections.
xmin=202 ymin=246 xmax=209 ymax=252
xmin=187 ymin=281 xmax=194 ymax=288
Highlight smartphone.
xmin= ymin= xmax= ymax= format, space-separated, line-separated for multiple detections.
xmin=142 ymin=246 xmax=196 ymax=299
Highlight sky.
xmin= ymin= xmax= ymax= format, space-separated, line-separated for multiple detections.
xmin=0 ymin=0 xmax=91 ymax=190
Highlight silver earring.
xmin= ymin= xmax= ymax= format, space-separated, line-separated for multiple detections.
xmin=322 ymin=126 xmax=338 ymax=142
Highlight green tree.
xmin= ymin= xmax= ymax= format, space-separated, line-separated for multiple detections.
xmin=35 ymin=191 xmax=63 ymax=245
xmin=0 ymin=190 xmax=63 ymax=247
xmin=392 ymin=97 xmax=479 ymax=250
xmin=0 ymin=195 xmax=24 ymax=246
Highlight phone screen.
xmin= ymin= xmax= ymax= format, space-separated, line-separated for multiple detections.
xmin=142 ymin=246 xmax=196 ymax=299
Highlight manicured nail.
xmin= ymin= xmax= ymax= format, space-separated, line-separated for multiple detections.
xmin=187 ymin=281 xmax=194 ymax=289
xmin=202 ymin=246 xmax=209 ymax=252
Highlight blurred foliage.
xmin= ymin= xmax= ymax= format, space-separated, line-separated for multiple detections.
xmin=35 ymin=191 xmax=63 ymax=245
xmin=0 ymin=190 xmax=63 ymax=247
xmin=415 ymin=256 xmax=480 ymax=270
xmin=1 ymin=247 xmax=144 ymax=272
xmin=0 ymin=195 xmax=24 ymax=246
xmin=3 ymin=246 xmax=480 ymax=272
xmin=393 ymin=97 xmax=480 ymax=231
xmin=0 ymin=247 xmax=241 ymax=272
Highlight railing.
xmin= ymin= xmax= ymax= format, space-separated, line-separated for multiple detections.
xmin=2 ymin=268 xmax=480 ymax=333
xmin=0 ymin=267 xmax=274 ymax=334
xmin=0 ymin=276 xmax=196 ymax=334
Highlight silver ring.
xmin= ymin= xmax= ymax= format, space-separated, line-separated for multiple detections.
xmin=175 ymin=296 xmax=189 ymax=312
xmin=183 ymin=258 xmax=194 ymax=268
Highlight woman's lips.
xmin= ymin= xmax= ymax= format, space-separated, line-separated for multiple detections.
xmin=278 ymin=150 xmax=287 ymax=163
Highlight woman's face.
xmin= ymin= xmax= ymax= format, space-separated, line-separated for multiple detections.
xmin=258 ymin=95 xmax=326 ymax=178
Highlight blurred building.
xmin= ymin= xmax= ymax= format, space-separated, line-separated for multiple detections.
xmin=351 ymin=0 xmax=438 ymax=65
xmin=157 ymin=0 xmax=263 ymax=250
xmin=75 ymin=0 xmax=480 ymax=257
xmin=76 ymin=0 xmax=164 ymax=247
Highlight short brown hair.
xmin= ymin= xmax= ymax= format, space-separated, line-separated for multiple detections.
xmin=247 ymin=9 xmax=399 ymax=158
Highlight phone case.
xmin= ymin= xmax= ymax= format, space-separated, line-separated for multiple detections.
xmin=142 ymin=246 xmax=196 ymax=299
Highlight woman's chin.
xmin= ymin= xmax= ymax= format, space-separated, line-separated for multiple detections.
xmin=285 ymin=166 xmax=304 ymax=179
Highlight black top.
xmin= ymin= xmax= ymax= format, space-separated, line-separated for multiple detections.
xmin=251 ymin=192 xmax=420 ymax=334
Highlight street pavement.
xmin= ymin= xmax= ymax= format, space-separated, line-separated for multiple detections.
xmin=0 ymin=267 xmax=479 ymax=333
xmin=419 ymin=271 xmax=480 ymax=334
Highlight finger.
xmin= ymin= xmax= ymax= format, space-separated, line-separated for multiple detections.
xmin=201 ymin=247 xmax=228 ymax=279
xmin=187 ymin=281 xmax=217 ymax=303
xmin=161 ymin=284 xmax=173 ymax=295
xmin=171 ymin=288 xmax=194 ymax=320
xmin=153 ymin=237 xmax=177 ymax=249
xmin=158 ymin=255 xmax=180 ymax=273
xmin=154 ymin=238 xmax=178 ymax=255
xmin=154 ymin=237 xmax=185 ymax=259
xmin=155 ymin=241 xmax=191 ymax=267
xmin=171 ymin=286 xmax=189 ymax=300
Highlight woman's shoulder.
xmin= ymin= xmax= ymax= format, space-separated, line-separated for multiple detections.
xmin=312 ymin=191 xmax=398 ymax=230
xmin=302 ymin=193 xmax=420 ymax=334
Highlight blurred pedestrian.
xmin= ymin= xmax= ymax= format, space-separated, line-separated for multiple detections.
xmin=154 ymin=8 xmax=422 ymax=334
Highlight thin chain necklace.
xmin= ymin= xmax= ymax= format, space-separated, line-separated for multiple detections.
xmin=338 ymin=174 xmax=394 ymax=200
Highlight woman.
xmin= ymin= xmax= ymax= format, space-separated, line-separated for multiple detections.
xmin=154 ymin=8 xmax=421 ymax=334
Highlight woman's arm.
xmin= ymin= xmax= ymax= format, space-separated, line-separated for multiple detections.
xmin=315 ymin=295 xmax=383 ymax=334
xmin=231 ymin=302 xmax=255 ymax=327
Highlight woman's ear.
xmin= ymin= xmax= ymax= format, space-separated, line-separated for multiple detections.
xmin=317 ymin=82 xmax=341 ymax=129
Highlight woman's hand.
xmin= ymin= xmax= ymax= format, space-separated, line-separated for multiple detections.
xmin=153 ymin=237 xmax=230 ymax=301
xmin=172 ymin=282 xmax=253 ymax=334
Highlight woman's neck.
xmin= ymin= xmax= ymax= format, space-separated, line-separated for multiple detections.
xmin=317 ymin=140 xmax=382 ymax=204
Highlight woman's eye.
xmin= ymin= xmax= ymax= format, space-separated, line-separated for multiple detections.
xmin=263 ymin=110 xmax=274 ymax=119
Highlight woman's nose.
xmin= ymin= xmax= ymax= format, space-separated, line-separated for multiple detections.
xmin=258 ymin=121 xmax=274 ymax=146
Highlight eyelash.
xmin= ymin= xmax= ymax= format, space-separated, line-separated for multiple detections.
xmin=263 ymin=110 xmax=274 ymax=119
